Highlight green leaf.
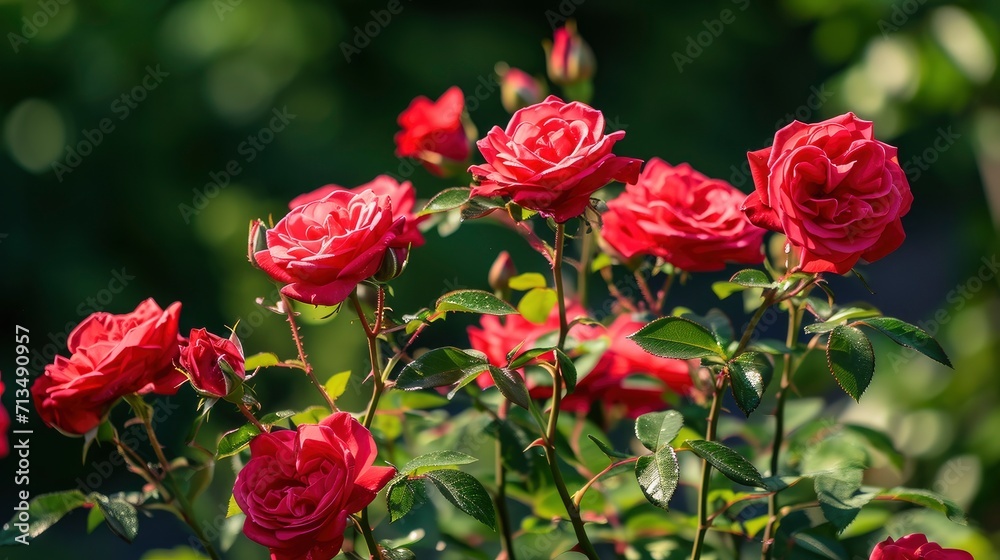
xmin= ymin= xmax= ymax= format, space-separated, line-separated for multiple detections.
xmin=877 ymin=487 xmax=966 ymax=523
xmin=588 ymin=434 xmax=632 ymax=460
xmin=730 ymin=269 xmax=775 ymax=288
xmin=488 ymin=366 xmax=531 ymax=410
xmin=92 ymin=494 xmax=139 ymax=543
xmin=712 ymin=281 xmax=748 ymax=300
xmin=395 ymin=347 xmax=489 ymax=391
xmin=635 ymin=410 xmax=684 ymax=452
xmin=0 ymin=490 xmax=88 ymax=545
xmin=842 ymin=424 xmax=904 ymax=472
xmin=792 ymin=533 xmax=849 ymax=560
xmin=258 ymin=410 xmax=296 ymax=426
xmin=590 ymin=252 xmax=613 ymax=272
xmin=805 ymin=306 xmax=881 ymax=334
xmin=289 ymin=405 xmax=330 ymax=426
xmin=826 ymin=325 xmax=875 ymax=401
xmin=140 ymin=548 xmax=211 ymax=560
xmin=86 ymin=505 xmax=105 ymax=533
xmin=399 ymin=451 xmax=478 ymax=475
xmin=435 ymin=290 xmax=517 ymax=315
xmin=855 ymin=317 xmax=952 ymax=368
xmin=555 ymin=349 xmax=577 ymax=394
xmin=226 ymin=495 xmax=242 ymax=518
xmin=381 ymin=546 xmax=417 ymax=560
xmin=628 ymin=316 xmax=726 ymax=360
xmin=243 ymin=352 xmax=280 ymax=370
xmin=508 ymin=346 xmax=556 ymax=369
xmin=423 ymin=469 xmax=497 ymax=530
xmin=686 ymin=439 xmax=767 ymax=489
xmin=420 ymin=187 xmax=471 ymax=215
xmin=728 ymin=351 xmax=774 ymax=416
xmin=386 ymin=479 xmax=427 ymax=523
xmin=217 ymin=423 xmax=261 ymax=459
xmin=815 ymin=468 xmax=872 ymax=532
xmin=508 ymin=272 xmax=547 ymax=291
xmin=635 ymin=446 xmax=680 ymax=510
xmin=517 ymin=288 xmax=558 ymax=324
xmin=324 ymin=370 xmax=352 ymax=400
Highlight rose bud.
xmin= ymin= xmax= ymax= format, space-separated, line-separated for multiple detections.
xmin=488 ymin=251 xmax=518 ymax=293
xmin=179 ymin=328 xmax=246 ymax=399
xmin=544 ymin=20 xmax=596 ymax=87
xmin=372 ymin=246 xmax=409 ymax=283
xmin=247 ymin=219 xmax=268 ymax=269
xmin=496 ymin=63 xmax=547 ymax=114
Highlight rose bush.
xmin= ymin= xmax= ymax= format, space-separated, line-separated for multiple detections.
xmin=742 ymin=112 xmax=913 ymax=274
xmin=233 ymin=412 xmax=395 ymax=560
xmin=31 ymin=298 xmax=182 ymax=435
xmin=250 ymin=189 xmax=404 ymax=306
xmin=469 ymin=95 xmax=642 ymax=222
xmin=602 ymin=158 xmax=766 ymax=271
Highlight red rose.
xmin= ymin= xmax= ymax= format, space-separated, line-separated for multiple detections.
xmin=0 ymin=377 xmax=9 ymax=458
xmin=252 ymin=189 xmax=404 ymax=306
xmin=31 ymin=299 xmax=183 ymax=435
xmin=233 ymin=412 xmax=395 ymax=560
xmin=288 ymin=175 xmax=426 ymax=248
xmin=179 ymin=328 xmax=245 ymax=398
xmin=394 ymin=86 xmax=471 ymax=176
xmin=742 ymin=112 xmax=913 ymax=274
xmin=545 ymin=21 xmax=596 ymax=86
xmin=602 ymin=158 xmax=766 ymax=271
xmin=870 ymin=534 xmax=973 ymax=560
xmin=469 ymin=96 xmax=642 ymax=223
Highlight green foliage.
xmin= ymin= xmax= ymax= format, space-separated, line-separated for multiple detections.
xmin=826 ymin=325 xmax=875 ymax=401
xmin=628 ymin=316 xmax=727 ymax=359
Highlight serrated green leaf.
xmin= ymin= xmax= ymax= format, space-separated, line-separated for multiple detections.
xmin=815 ymin=468 xmax=872 ymax=532
xmin=436 ymin=290 xmax=517 ymax=315
xmin=729 ymin=351 xmax=774 ymax=416
xmin=324 ymin=370 xmax=352 ymax=400
xmin=508 ymin=272 xmax=547 ymax=291
xmin=424 ymin=469 xmax=497 ymax=530
xmin=381 ymin=546 xmax=417 ymax=560
xmin=635 ymin=410 xmax=684 ymax=452
xmin=258 ymin=410 xmax=296 ymax=426
xmin=488 ymin=366 xmax=531 ymax=410
xmin=588 ymin=434 xmax=632 ymax=460
xmin=517 ymin=288 xmax=558 ymax=324
xmin=92 ymin=494 xmax=139 ymax=543
xmin=227 ymin=494 xmax=242 ymax=518
xmin=855 ymin=317 xmax=952 ymax=368
xmin=399 ymin=451 xmax=478 ymax=475
xmin=826 ymin=325 xmax=875 ymax=401
xmin=686 ymin=439 xmax=767 ymax=489
xmin=243 ymin=352 xmax=280 ymax=371
xmin=395 ymin=347 xmax=489 ymax=391
xmin=730 ymin=269 xmax=775 ymax=288
xmin=877 ymin=487 xmax=966 ymax=523
xmin=420 ymin=187 xmax=471 ymax=215
xmin=792 ymin=532 xmax=849 ymax=560
xmin=0 ymin=490 xmax=88 ymax=545
xmin=387 ymin=479 xmax=426 ymax=523
xmin=628 ymin=316 xmax=726 ymax=360
xmin=217 ymin=423 xmax=260 ymax=459
xmin=290 ymin=405 xmax=330 ymax=426
xmin=508 ymin=346 xmax=556 ymax=369
xmin=86 ymin=505 xmax=105 ymax=533
xmin=635 ymin=446 xmax=680 ymax=510
xmin=712 ymin=281 xmax=747 ymax=300
xmin=805 ymin=306 xmax=882 ymax=334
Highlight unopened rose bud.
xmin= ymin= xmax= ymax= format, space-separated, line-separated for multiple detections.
xmin=488 ymin=251 xmax=517 ymax=293
xmin=179 ymin=328 xmax=246 ymax=399
xmin=372 ymin=246 xmax=409 ymax=283
xmin=496 ymin=63 xmax=547 ymax=114
xmin=544 ymin=20 xmax=596 ymax=87
xmin=247 ymin=219 xmax=268 ymax=269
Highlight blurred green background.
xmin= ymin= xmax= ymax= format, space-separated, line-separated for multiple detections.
xmin=2 ymin=0 xmax=999 ymax=558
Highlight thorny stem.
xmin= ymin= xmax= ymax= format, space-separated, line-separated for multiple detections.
xmin=278 ymin=292 xmax=338 ymax=412
xmin=237 ymin=402 xmax=267 ymax=433
xmin=354 ymin=512 xmax=383 ymax=560
xmin=634 ymin=270 xmax=657 ymax=311
xmin=653 ymin=269 xmax=676 ymax=315
xmin=544 ymin=223 xmax=600 ymax=560
xmin=690 ymin=374 xmax=727 ymax=560
xmin=573 ymin=457 xmax=640 ymax=509
xmin=495 ymin=400 xmax=517 ymax=560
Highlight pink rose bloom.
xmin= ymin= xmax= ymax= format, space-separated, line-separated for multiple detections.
xmin=0 ymin=377 xmax=9 ymax=457
xmin=251 ymin=189 xmax=404 ymax=306
xmin=742 ymin=112 xmax=913 ymax=274
xmin=179 ymin=328 xmax=245 ymax=398
xmin=394 ymin=86 xmax=471 ymax=176
xmin=234 ymin=412 xmax=395 ymax=560
xmin=545 ymin=22 xmax=596 ymax=86
xmin=870 ymin=534 xmax=973 ymax=560
xmin=603 ymin=158 xmax=766 ymax=271
xmin=469 ymin=96 xmax=642 ymax=223
xmin=32 ymin=299 xmax=184 ymax=435
xmin=288 ymin=175 xmax=426 ymax=248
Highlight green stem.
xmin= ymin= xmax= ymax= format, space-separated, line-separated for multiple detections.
xmin=761 ymin=304 xmax=803 ymax=559
xmin=578 ymin=224 xmax=593 ymax=307
xmin=544 ymin=223 xmax=600 ymax=560
xmin=495 ymin=400 xmax=517 ymax=560
xmin=237 ymin=402 xmax=267 ymax=433
xmin=690 ymin=375 xmax=727 ymax=560
xmin=356 ymin=510 xmax=382 ymax=559
xmin=279 ymin=292 xmax=338 ymax=412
